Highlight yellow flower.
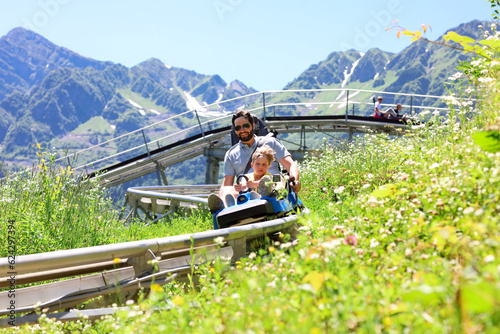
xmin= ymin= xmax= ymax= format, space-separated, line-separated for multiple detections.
xmin=172 ymin=295 xmax=184 ymax=306
xmin=113 ymin=258 xmax=121 ymax=264
xmin=151 ymin=283 xmax=163 ymax=293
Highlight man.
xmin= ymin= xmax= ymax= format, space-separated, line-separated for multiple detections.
xmin=222 ymin=110 xmax=300 ymax=190
xmin=209 ymin=110 xmax=301 ymax=212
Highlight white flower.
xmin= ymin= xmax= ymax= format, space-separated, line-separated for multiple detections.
xmin=334 ymin=186 xmax=345 ymax=194
xmin=447 ymin=72 xmax=462 ymax=81
xmin=478 ymin=77 xmax=495 ymax=84
xmin=214 ymin=236 xmax=225 ymax=245
xmin=484 ymin=255 xmax=495 ymax=263
xmin=370 ymin=239 xmax=379 ymax=248
xmin=463 ymin=207 xmax=475 ymax=214
xmin=321 ymin=239 xmax=342 ymax=249
xmin=429 ymin=163 xmax=440 ymax=169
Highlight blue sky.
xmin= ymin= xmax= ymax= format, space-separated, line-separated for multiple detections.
xmin=0 ymin=0 xmax=494 ymax=91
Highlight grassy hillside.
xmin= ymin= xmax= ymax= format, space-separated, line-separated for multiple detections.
xmin=1 ymin=22 xmax=500 ymax=333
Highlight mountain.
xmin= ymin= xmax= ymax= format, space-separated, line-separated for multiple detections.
xmin=0 ymin=27 xmax=111 ymax=102
xmin=0 ymin=20 xmax=490 ymax=169
xmin=0 ymin=28 xmax=257 ymax=166
xmin=281 ymin=19 xmax=488 ymax=114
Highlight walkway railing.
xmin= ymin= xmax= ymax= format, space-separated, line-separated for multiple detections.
xmin=51 ymin=88 xmax=454 ymax=175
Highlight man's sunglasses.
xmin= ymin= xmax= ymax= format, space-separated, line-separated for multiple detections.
xmin=234 ymin=123 xmax=251 ymax=131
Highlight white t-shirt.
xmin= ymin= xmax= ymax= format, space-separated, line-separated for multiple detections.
xmin=224 ymin=136 xmax=290 ymax=179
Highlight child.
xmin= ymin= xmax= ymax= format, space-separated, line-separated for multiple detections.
xmin=234 ymin=145 xmax=275 ymax=195
xmin=208 ymin=145 xmax=281 ymax=211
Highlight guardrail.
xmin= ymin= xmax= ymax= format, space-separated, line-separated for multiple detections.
xmin=0 ymin=214 xmax=300 ymax=327
xmin=121 ymin=185 xmax=218 ymax=224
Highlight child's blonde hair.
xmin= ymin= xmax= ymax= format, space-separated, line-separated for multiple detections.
xmin=252 ymin=145 xmax=275 ymax=164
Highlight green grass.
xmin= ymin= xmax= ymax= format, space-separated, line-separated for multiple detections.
xmin=72 ymin=116 xmax=113 ymax=135
xmin=117 ymin=88 xmax=169 ymax=114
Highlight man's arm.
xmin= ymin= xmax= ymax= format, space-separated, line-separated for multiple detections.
xmin=219 ymin=175 xmax=235 ymax=197
xmin=279 ymin=155 xmax=301 ymax=193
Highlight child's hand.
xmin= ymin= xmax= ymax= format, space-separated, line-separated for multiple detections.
xmin=247 ymin=180 xmax=259 ymax=189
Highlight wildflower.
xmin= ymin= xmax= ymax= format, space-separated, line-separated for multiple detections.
xmin=448 ymin=72 xmax=462 ymax=81
xmin=214 ymin=236 xmax=225 ymax=245
xmin=248 ymin=252 xmax=256 ymax=259
xmin=267 ymin=280 xmax=277 ymax=288
xmin=321 ymin=239 xmax=342 ymax=249
xmin=344 ymin=235 xmax=357 ymax=246
xmin=151 ymin=283 xmax=163 ymax=292
xmin=463 ymin=207 xmax=475 ymax=214
xmin=334 ymin=186 xmax=345 ymax=194
xmin=484 ymin=255 xmax=495 ymax=263
xmin=429 ymin=163 xmax=440 ymax=169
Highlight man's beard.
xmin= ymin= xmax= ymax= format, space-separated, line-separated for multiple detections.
xmin=237 ymin=128 xmax=254 ymax=142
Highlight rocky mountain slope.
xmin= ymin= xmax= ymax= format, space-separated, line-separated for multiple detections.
xmin=0 ymin=28 xmax=256 ymax=166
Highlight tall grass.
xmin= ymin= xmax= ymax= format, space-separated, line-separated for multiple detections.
xmin=0 ymin=149 xmax=212 ymax=257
